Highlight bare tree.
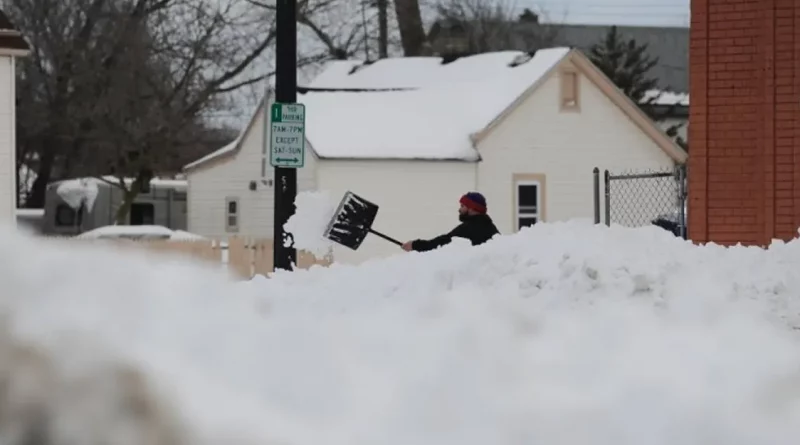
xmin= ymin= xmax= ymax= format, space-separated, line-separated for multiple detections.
xmin=428 ymin=0 xmax=560 ymax=55
xmin=247 ymin=0 xmax=379 ymax=62
xmin=9 ymin=0 xmax=280 ymax=216
xmin=394 ymin=0 xmax=427 ymax=55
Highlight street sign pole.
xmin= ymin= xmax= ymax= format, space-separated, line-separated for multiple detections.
xmin=273 ymin=0 xmax=297 ymax=270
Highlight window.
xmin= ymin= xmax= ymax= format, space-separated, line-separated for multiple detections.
xmin=55 ymin=204 xmax=81 ymax=227
xmin=560 ymin=70 xmax=579 ymax=111
xmin=225 ymin=197 xmax=239 ymax=232
xmin=130 ymin=203 xmax=155 ymax=225
xmin=517 ymin=181 xmax=541 ymax=230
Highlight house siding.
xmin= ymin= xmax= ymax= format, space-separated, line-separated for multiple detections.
xmin=0 ymin=56 xmax=14 ymax=225
xmin=317 ymin=160 xmax=475 ymax=264
xmin=477 ymin=62 xmax=675 ymax=234
xmin=187 ymin=102 xmax=317 ymax=238
xmin=689 ymin=0 xmax=800 ymax=245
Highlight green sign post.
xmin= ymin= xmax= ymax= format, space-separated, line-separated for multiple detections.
xmin=269 ymin=102 xmax=305 ymax=168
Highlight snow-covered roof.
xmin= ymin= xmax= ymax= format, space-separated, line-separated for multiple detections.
xmin=184 ymin=139 xmax=240 ymax=171
xmin=307 ymin=50 xmax=552 ymax=90
xmin=184 ymin=48 xmax=572 ymax=170
xmin=185 ymin=46 xmax=687 ymax=170
xmin=77 ymin=225 xmax=206 ymax=241
xmin=298 ymin=49 xmax=570 ymax=160
xmin=49 ymin=176 xmax=188 ymax=192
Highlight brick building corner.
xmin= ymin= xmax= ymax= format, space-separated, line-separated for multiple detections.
xmin=689 ymin=0 xmax=800 ymax=245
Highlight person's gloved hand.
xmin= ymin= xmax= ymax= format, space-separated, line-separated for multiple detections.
xmin=402 ymin=241 xmax=413 ymax=251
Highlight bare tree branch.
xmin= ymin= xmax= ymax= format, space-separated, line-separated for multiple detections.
xmin=428 ymin=0 xmax=560 ymax=55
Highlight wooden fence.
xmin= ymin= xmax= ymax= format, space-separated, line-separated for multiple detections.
xmin=44 ymin=236 xmax=332 ymax=280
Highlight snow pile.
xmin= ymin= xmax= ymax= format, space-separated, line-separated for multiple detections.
xmin=56 ymin=178 xmax=100 ymax=211
xmin=3 ymin=220 xmax=800 ymax=444
xmin=283 ymin=190 xmax=337 ymax=256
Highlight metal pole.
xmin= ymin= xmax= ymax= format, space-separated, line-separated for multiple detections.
xmin=604 ymin=170 xmax=611 ymax=226
xmin=273 ymin=0 xmax=298 ymax=270
xmin=677 ymin=165 xmax=687 ymax=239
xmin=593 ymin=167 xmax=600 ymax=224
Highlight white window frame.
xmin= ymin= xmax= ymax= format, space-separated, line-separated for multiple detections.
xmin=516 ymin=180 xmax=541 ymax=231
xmin=225 ymin=197 xmax=239 ymax=233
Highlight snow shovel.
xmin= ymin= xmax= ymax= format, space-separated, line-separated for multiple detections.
xmin=323 ymin=191 xmax=402 ymax=250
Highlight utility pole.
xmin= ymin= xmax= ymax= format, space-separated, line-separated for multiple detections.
xmin=273 ymin=0 xmax=298 ymax=270
xmin=378 ymin=0 xmax=388 ymax=58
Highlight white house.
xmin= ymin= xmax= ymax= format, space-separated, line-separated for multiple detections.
xmin=0 ymin=11 xmax=29 ymax=227
xmin=184 ymin=47 xmax=687 ymax=264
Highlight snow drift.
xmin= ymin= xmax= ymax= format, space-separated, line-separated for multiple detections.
xmin=2 ymin=220 xmax=800 ymax=444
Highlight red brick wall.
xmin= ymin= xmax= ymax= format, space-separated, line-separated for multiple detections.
xmin=689 ymin=0 xmax=800 ymax=245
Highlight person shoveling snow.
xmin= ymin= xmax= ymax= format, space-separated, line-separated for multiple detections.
xmin=323 ymin=191 xmax=500 ymax=254
xmin=402 ymin=192 xmax=500 ymax=252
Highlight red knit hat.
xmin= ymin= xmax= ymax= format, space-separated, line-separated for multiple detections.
xmin=459 ymin=192 xmax=487 ymax=214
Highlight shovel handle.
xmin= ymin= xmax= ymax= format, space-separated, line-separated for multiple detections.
xmin=368 ymin=228 xmax=403 ymax=246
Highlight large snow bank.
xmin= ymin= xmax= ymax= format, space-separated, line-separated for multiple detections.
xmin=3 ymin=220 xmax=800 ymax=444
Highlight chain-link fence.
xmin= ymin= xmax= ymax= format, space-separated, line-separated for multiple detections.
xmin=592 ymin=165 xmax=687 ymax=239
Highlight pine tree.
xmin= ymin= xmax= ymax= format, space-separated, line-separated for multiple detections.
xmin=588 ymin=26 xmax=688 ymax=151
xmin=588 ymin=26 xmax=659 ymax=107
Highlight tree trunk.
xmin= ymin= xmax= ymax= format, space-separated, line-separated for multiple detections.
xmin=114 ymin=191 xmax=138 ymax=226
xmin=393 ymin=0 xmax=427 ymax=56
xmin=26 ymin=147 xmax=55 ymax=209
xmin=113 ymin=177 xmax=144 ymax=224
xmin=378 ymin=0 xmax=389 ymax=58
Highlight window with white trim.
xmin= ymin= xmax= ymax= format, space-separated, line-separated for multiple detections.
xmin=516 ymin=181 xmax=540 ymax=230
xmin=225 ymin=197 xmax=239 ymax=232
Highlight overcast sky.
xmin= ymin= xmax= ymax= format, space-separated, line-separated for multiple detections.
xmin=521 ymin=0 xmax=690 ymax=27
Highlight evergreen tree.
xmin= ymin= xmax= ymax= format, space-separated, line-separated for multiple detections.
xmin=588 ymin=26 xmax=659 ymax=107
xmin=588 ymin=26 xmax=687 ymax=151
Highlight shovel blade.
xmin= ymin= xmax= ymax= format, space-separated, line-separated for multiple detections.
xmin=323 ymin=191 xmax=380 ymax=250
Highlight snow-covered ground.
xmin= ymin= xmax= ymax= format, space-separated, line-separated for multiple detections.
xmin=2 ymin=216 xmax=800 ymax=444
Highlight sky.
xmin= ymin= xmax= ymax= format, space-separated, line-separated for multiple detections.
xmin=521 ymin=0 xmax=690 ymax=27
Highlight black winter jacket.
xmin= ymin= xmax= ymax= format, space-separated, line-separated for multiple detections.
xmin=410 ymin=214 xmax=500 ymax=252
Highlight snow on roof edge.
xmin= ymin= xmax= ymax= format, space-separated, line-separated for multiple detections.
xmin=183 ymin=138 xmax=239 ymax=170
xmin=184 ymin=92 xmax=272 ymax=172
xmin=316 ymin=154 xmax=481 ymax=162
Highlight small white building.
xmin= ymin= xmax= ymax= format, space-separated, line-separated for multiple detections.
xmin=0 ymin=11 xmax=29 ymax=226
xmin=184 ymin=47 xmax=686 ymax=264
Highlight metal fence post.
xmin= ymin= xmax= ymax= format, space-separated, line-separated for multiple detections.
xmin=603 ymin=169 xmax=611 ymax=226
xmin=677 ymin=164 xmax=687 ymax=239
xmin=595 ymin=166 xmax=688 ymax=235
xmin=593 ymin=167 xmax=600 ymax=224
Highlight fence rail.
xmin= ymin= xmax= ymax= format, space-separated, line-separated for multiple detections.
xmin=593 ymin=165 xmax=687 ymax=238
xmin=41 ymin=236 xmax=332 ymax=279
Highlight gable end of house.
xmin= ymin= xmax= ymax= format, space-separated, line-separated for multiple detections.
xmin=471 ymin=49 xmax=687 ymax=164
